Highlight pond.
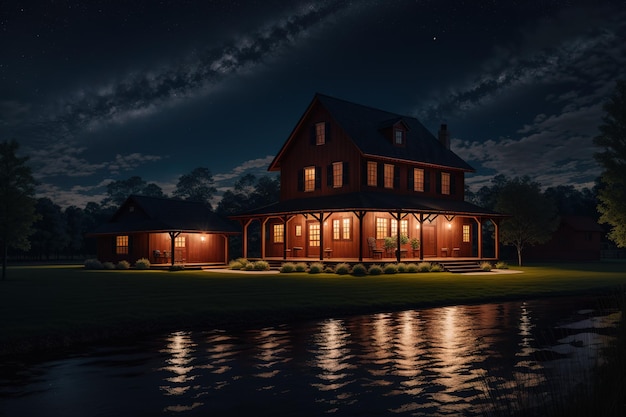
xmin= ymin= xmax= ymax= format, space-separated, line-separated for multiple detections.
xmin=0 ymin=296 xmax=621 ymax=417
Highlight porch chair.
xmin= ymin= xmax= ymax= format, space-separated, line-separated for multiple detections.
xmin=367 ymin=237 xmax=384 ymax=259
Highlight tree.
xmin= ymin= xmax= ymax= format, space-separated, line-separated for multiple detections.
xmin=101 ymin=176 xmax=165 ymax=207
xmin=0 ymin=140 xmax=39 ymax=280
xmin=593 ymin=79 xmax=626 ymax=247
xmin=495 ymin=176 xmax=559 ymax=266
xmin=173 ymin=167 xmax=217 ymax=208
xmin=31 ymin=198 xmax=69 ymax=260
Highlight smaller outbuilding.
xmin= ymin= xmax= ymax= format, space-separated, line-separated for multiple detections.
xmin=88 ymin=195 xmax=240 ymax=266
xmin=524 ymin=215 xmax=604 ymax=262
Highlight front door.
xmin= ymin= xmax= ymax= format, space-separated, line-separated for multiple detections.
xmin=422 ymin=225 xmax=436 ymax=257
xmin=307 ymin=221 xmax=320 ymax=258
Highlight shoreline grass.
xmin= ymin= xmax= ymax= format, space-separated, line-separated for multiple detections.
xmin=1 ymin=261 xmax=625 ymax=357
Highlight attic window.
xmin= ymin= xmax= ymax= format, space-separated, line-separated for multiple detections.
xmin=315 ymin=122 xmax=326 ymax=145
xmin=394 ymin=129 xmax=405 ymax=145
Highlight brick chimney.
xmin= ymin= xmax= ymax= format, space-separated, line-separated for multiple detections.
xmin=438 ymin=124 xmax=450 ymax=149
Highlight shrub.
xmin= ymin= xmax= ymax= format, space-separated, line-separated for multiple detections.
xmin=367 ymin=264 xmax=383 ymax=275
xmin=335 ymin=262 xmax=351 ymax=275
xmin=308 ymin=262 xmax=324 ymax=274
xmin=480 ymin=262 xmax=493 ymax=271
xmin=495 ymin=261 xmax=509 ymax=269
xmin=228 ymin=259 xmax=245 ymax=270
xmin=324 ymin=266 xmax=335 ymax=273
xmin=116 ymin=260 xmax=130 ymax=270
xmin=243 ymin=263 xmax=255 ymax=271
xmin=430 ymin=263 xmax=444 ymax=272
xmin=396 ymin=262 xmax=408 ymax=273
xmin=280 ymin=262 xmax=296 ymax=273
xmin=350 ymin=263 xmax=367 ymax=276
xmin=84 ymin=259 xmax=103 ymax=269
xmin=102 ymin=261 xmax=115 ymax=270
xmin=135 ymin=258 xmax=151 ymax=270
xmin=417 ymin=262 xmax=432 ymax=272
xmin=383 ymin=263 xmax=398 ymax=274
xmin=253 ymin=260 xmax=270 ymax=271
xmin=295 ymin=262 xmax=308 ymax=272
xmin=169 ymin=264 xmax=185 ymax=271
xmin=406 ymin=263 xmax=419 ymax=273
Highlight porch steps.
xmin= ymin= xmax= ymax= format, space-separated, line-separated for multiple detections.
xmin=438 ymin=260 xmax=484 ymax=273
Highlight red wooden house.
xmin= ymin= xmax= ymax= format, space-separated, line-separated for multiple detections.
xmin=230 ymin=93 xmax=506 ymax=263
xmin=89 ymin=195 xmax=240 ymax=266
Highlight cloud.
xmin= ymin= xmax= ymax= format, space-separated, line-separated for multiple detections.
xmin=214 ymin=155 xmax=275 ymax=183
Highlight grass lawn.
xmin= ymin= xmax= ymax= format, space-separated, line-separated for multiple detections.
xmin=1 ymin=261 xmax=625 ymax=356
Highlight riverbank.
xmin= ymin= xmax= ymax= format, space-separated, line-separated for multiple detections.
xmin=1 ymin=261 xmax=625 ymax=358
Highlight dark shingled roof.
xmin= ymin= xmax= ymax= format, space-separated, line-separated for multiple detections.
xmin=229 ymin=192 xmax=505 ymax=218
xmin=271 ymin=93 xmax=474 ymax=172
xmin=89 ymin=195 xmax=240 ymax=235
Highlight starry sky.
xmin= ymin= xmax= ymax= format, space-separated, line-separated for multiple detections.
xmin=1 ymin=0 xmax=625 ymax=208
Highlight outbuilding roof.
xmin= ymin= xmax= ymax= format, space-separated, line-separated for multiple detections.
xmin=88 ymin=195 xmax=240 ymax=235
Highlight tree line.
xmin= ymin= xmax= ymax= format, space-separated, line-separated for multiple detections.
xmin=1 ymin=80 xmax=625 ymax=277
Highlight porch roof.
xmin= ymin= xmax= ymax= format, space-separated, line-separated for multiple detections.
xmin=229 ymin=192 xmax=506 ymax=219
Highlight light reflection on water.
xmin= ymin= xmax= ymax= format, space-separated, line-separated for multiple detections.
xmin=0 ymin=298 xmax=621 ymax=417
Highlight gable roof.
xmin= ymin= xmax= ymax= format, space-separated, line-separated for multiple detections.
xmin=269 ymin=93 xmax=474 ymax=172
xmin=88 ymin=195 xmax=240 ymax=235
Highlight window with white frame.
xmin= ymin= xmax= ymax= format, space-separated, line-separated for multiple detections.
xmin=333 ymin=162 xmax=343 ymax=188
xmin=309 ymin=223 xmax=320 ymax=247
xmin=333 ymin=218 xmax=351 ymax=240
xmin=390 ymin=219 xmax=408 ymax=237
xmin=304 ymin=166 xmax=316 ymax=192
xmin=394 ymin=129 xmax=404 ymax=145
xmin=413 ymin=168 xmax=424 ymax=192
xmin=463 ymin=224 xmax=471 ymax=243
xmin=367 ymin=161 xmax=377 ymax=186
xmin=274 ymin=224 xmax=284 ymax=243
xmin=441 ymin=172 xmax=450 ymax=195
xmin=375 ymin=217 xmax=388 ymax=240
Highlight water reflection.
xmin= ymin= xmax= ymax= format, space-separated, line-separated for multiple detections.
xmin=0 ymin=297 xmax=620 ymax=417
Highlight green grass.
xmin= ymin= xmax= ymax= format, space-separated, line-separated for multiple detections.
xmin=1 ymin=261 xmax=625 ymax=356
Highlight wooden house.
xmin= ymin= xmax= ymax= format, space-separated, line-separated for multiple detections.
xmin=89 ymin=195 xmax=239 ymax=265
xmin=230 ymin=93 xmax=506 ymax=263
xmin=524 ymin=215 xmax=603 ymax=261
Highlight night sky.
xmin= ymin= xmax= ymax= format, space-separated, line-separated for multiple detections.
xmin=2 ymin=0 xmax=625 ymax=208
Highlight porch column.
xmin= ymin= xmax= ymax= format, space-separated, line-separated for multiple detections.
xmin=491 ymin=218 xmax=500 ymax=260
xmin=241 ymin=219 xmax=253 ymax=259
xmin=319 ymin=212 xmax=325 ymax=261
xmin=261 ymin=218 xmax=269 ymax=259
xmin=354 ymin=211 xmax=366 ymax=262
xmin=168 ymin=231 xmax=181 ymax=266
xmin=419 ymin=213 xmax=424 ymax=261
xmin=477 ymin=218 xmax=483 ymax=259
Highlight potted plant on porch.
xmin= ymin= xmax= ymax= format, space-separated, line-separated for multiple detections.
xmin=410 ymin=238 xmax=420 ymax=257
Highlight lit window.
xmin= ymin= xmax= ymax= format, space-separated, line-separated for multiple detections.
xmin=333 ymin=162 xmax=343 ymax=188
xmin=342 ymin=218 xmax=351 ymax=240
xmin=333 ymin=219 xmax=341 ymax=240
xmin=274 ymin=224 xmax=284 ymax=243
xmin=295 ymin=224 xmax=302 ymax=237
xmin=304 ymin=166 xmax=315 ymax=192
xmin=394 ymin=129 xmax=404 ymax=145
xmin=175 ymin=236 xmax=185 ymax=247
xmin=367 ymin=161 xmax=377 ymax=186
xmin=463 ymin=224 xmax=471 ymax=243
xmin=441 ymin=172 xmax=450 ymax=195
xmin=414 ymin=168 xmax=424 ymax=192
xmin=309 ymin=223 xmax=320 ymax=247
xmin=390 ymin=219 xmax=408 ymax=237
xmin=384 ymin=164 xmax=394 ymax=189
xmin=116 ymin=235 xmax=128 ymax=255
xmin=315 ymin=122 xmax=326 ymax=145
xmin=376 ymin=217 xmax=388 ymax=240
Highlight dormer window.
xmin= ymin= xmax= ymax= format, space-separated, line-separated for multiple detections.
xmin=315 ymin=122 xmax=326 ymax=145
xmin=394 ymin=129 xmax=405 ymax=145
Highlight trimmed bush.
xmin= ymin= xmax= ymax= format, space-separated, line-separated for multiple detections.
xmin=253 ymin=260 xmax=270 ymax=271
xmin=417 ymin=262 xmax=432 ymax=272
xmin=308 ymin=262 xmax=324 ymax=274
xmin=135 ymin=258 xmax=151 ymax=270
xmin=102 ymin=262 xmax=115 ymax=270
xmin=243 ymin=263 xmax=255 ymax=271
xmin=396 ymin=262 xmax=408 ymax=273
xmin=84 ymin=259 xmax=102 ymax=269
xmin=280 ymin=262 xmax=296 ymax=273
xmin=116 ymin=260 xmax=130 ymax=270
xmin=169 ymin=264 xmax=185 ymax=271
xmin=430 ymin=263 xmax=444 ymax=272
xmin=480 ymin=262 xmax=493 ymax=271
xmin=350 ymin=263 xmax=367 ymax=276
xmin=406 ymin=263 xmax=419 ymax=273
xmin=335 ymin=263 xmax=351 ymax=275
xmin=367 ymin=264 xmax=383 ymax=275
xmin=495 ymin=261 xmax=509 ymax=269
xmin=383 ymin=263 xmax=398 ymax=274
xmin=295 ymin=262 xmax=308 ymax=272
xmin=228 ymin=259 xmax=245 ymax=270
xmin=324 ymin=266 xmax=335 ymax=273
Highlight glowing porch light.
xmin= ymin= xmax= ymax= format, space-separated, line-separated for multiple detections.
xmin=447 ymin=222 xmax=452 ymax=229
xmin=201 ymin=235 xmax=206 ymax=242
